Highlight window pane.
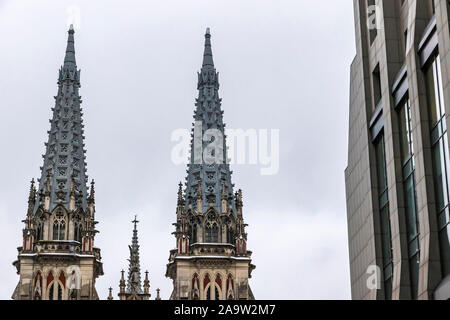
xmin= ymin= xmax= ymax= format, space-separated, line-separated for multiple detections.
xmin=439 ymin=225 xmax=450 ymax=275
xmin=426 ymin=59 xmax=440 ymax=125
xmin=404 ymin=175 xmax=419 ymax=241
xmin=409 ymin=253 xmax=419 ymax=300
xmin=380 ymin=206 xmax=393 ymax=265
xmin=53 ymin=223 xmax=58 ymax=240
xmin=374 ymin=134 xmax=393 ymax=300
xmin=49 ymin=284 xmax=54 ymax=300
xmin=59 ymin=223 xmax=65 ymax=240
xmin=432 ymin=141 xmax=447 ymax=210
xmin=399 ymin=102 xmax=412 ymax=164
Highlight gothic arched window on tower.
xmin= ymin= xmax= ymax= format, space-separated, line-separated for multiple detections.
xmin=36 ymin=220 xmax=44 ymax=241
xmin=212 ymin=224 xmax=219 ymax=243
xmin=53 ymin=220 xmax=66 ymax=240
xmin=227 ymin=227 xmax=234 ymax=244
xmin=53 ymin=222 xmax=58 ymax=240
xmin=205 ymin=222 xmax=219 ymax=243
xmin=205 ymin=223 xmax=212 ymax=242
xmin=74 ymin=222 xmax=81 ymax=243
xmin=191 ymin=224 xmax=197 ymax=244
xmin=59 ymin=222 xmax=65 ymax=240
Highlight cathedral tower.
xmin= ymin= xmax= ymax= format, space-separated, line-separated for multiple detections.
xmin=12 ymin=26 xmax=103 ymax=300
xmin=166 ymin=28 xmax=255 ymax=300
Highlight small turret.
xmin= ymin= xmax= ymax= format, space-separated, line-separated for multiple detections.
xmin=155 ymin=288 xmax=161 ymax=300
xmin=27 ymin=179 xmax=36 ymax=216
xmin=119 ymin=270 xmax=126 ymax=295
xmin=88 ymin=179 xmax=95 ymax=204
xmin=176 ymin=182 xmax=185 ymax=216
xmin=107 ymin=287 xmax=113 ymax=300
xmin=236 ymin=189 xmax=243 ymax=217
xmin=143 ymin=271 xmax=150 ymax=295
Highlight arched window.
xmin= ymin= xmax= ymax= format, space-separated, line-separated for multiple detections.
xmin=215 ymin=286 xmax=220 ymax=300
xmin=227 ymin=274 xmax=234 ymax=300
xmin=36 ymin=221 xmax=44 ymax=241
xmin=59 ymin=222 xmax=65 ymax=240
xmin=227 ymin=227 xmax=234 ymax=244
xmin=48 ymin=283 xmax=54 ymax=300
xmin=74 ymin=223 xmax=81 ymax=243
xmin=212 ymin=224 xmax=219 ymax=243
xmin=205 ymin=223 xmax=219 ymax=243
xmin=206 ymin=286 xmax=211 ymax=300
xmin=205 ymin=223 xmax=212 ymax=242
xmin=53 ymin=222 xmax=59 ymax=240
xmin=57 ymin=283 xmax=63 ymax=300
xmin=191 ymin=224 xmax=197 ymax=244
xmin=53 ymin=221 xmax=66 ymax=240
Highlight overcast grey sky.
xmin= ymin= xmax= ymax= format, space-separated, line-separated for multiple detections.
xmin=0 ymin=0 xmax=355 ymax=299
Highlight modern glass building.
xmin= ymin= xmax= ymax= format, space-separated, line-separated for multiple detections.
xmin=345 ymin=0 xmax=450 ymax=299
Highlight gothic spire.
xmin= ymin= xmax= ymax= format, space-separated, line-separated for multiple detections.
xmin=183 ymin=28 xmax=236 ymax=214
xmin=127 ymin=215 xmax=142 ymax=294
xmin=36 ymin=25 xmax=88 ymax=213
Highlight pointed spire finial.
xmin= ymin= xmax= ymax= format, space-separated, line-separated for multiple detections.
xmin=28 ymin=178 xmax=36 ymax=201
xmin=177 ymin=182 xmax=184 ymax=207
xmin=64 ymin=25 xmax=76 ymax=67
xmin=202 ymin=27 xmax=214 ymax=68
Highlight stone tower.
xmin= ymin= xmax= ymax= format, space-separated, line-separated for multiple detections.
xmin=166 ymin=28 xmax=255 ymax=300
xmin=11 ymin=25 xmax=103 ymax=300
xmin=116 ymin=216 xmax=151 ymax=300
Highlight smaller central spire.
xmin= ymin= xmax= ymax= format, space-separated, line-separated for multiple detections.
xmin=127 ymin=215 xmax=142 ymax=294
xmin=202 ymin=27 xmax=214 ymax=68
